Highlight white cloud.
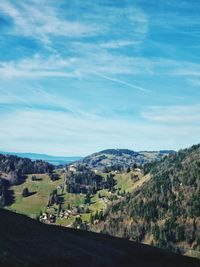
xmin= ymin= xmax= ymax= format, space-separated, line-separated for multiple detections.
xmin=1 ymin=50 xmax=200 ymax=90
xmin=73 ymin=40 xmax=140 ymax=50
xmin=0 ymin=52 xmax=152 ymax=80
xmin=173 ymin=69 xmax=200 ymax=77
xmin=0 ymin=0 xmax=149 ymax=49
xmin=0 ymin=55 xmax=79 ymax=79
xmin=142 ymin=104 xmax=200 ymax=123
xmin=188 ymin=79 xmax=200 ymax=87
xmin=0 ymin=107 xmax=200 ymax=155
xmin=1 ymin=51 xmax=200 ymax=86
xmin=67 ymin=2 xmax=149 ymax=39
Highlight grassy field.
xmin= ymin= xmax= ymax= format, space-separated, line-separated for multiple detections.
xmin=61 ymin=192 xmax=85 ymax=209
xmin=6 ymin=172 xmax=64 ymax=218
xmin=114 ymin=170 xmax=144 ymax=192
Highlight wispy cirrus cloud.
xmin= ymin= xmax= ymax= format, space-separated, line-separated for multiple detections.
xmin=0 ymin=54 xmax=79 ymax=78
xmin=1 ymin=53 xmax=152 ymax=80
xmin=0 ymin=0 xmax=98 ymax=46
xmin=142 ymin=104 xmax=200 ymax=124
xmin=1 ymin=52 xmax=200 ymax=82
xmin=172 ymin=69 xmax=200 ymax=77
xmin=0 ymin=80 xmax=83 ymax=115
xmin=0 ymin=0 xmax=150 ymax=81
xmin=0 ymin=0 xmax=149 ymax=49
xmin=65 ymin=1 xmax=149 ymax=39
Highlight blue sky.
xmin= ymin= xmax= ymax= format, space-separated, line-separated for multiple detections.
xmin=0 ymin=0 xmax=200 ymax=156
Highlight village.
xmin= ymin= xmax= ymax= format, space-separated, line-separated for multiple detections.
xmin=39 ymin=203 xmax=91 ymax=225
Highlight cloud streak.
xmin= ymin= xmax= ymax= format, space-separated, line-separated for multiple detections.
xmin=94 ymin=72 xmax=152 ymax=93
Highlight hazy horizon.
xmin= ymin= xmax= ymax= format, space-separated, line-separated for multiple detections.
xmin=1 ymin=147 xmax=179 ymax=157
xmin=0 ymin=0 xmax=200 ymax=155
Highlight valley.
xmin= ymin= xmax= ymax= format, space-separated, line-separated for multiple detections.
xmin=4 ymin=165 xmax=145 ymax=228
xmin=0 ymin=146 xmax=200 ymax=260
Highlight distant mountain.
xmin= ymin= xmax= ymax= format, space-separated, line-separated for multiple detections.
xmin=0 ymin=151 xmax=82 ymax=165
xmin=93 ymin=144 xmax=200 ymax=256
xmin=73 ymin=149 xmax=176 ymax=171
xmin=0 ymin=209 xmax=199 ymax=267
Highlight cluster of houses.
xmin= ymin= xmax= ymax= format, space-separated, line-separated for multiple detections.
xmin=39 ymin=204 xmax=90 ymax=224
xmin=39 ymin=213 xmax=56 ymax=224
xmin=68 ymin=164 xmax=77 ymax=173
xmin=59 ymin=205 xmax=90 ymax=218
xmin=59 ymin=208 xmax=81 ymax=219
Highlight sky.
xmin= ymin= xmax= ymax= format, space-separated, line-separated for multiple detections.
xmin=0 ymin=0 xmax=200 ymax=156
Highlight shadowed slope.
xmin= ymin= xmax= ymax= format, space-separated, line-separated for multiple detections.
xmin=0 ymin=209 xmax=199 ymax=267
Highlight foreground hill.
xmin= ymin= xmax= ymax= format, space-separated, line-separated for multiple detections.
xmin=74 ymin=149 xmax=175 ymax=171
xmin=93 ymin=144 xmax=200 ymax=256
xmin=0 ymin=209 xmax=199 ymax=267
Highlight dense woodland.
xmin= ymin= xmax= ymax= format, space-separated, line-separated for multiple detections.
xmin=0 ymin=179 xmax=6 ymax=207
xmin=66 ymin=165 xmax=116 ymax=194
xmin=93 ymin=144 xmax=200 ymax=254
xmin=0 ymin=154 xmax=54 ymax=184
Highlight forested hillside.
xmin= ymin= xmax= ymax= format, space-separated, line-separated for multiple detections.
xmin=93 ymin=144 xmax=200 ymax=256
xmin=0 ymin=154 xmax=54 ymax=184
